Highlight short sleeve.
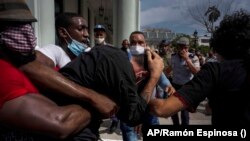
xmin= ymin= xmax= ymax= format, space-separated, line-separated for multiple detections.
xmin=36 ymin=44 xmax=71 ymax=68
xmin=0 ymin=60 xmax=38 ymax=108
xmin=177 ymin=63 xmax=219 ymax=111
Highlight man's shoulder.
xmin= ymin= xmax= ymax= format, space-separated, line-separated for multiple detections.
xmin=87 ymin=46 xmax=128 ymax=64
xmin=36 ymin=44 xmax=65 ymax=56
xmin=36 ymin=44 xmax=62 ymax=51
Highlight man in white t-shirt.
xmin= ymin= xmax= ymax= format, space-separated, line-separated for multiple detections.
xmin=36 ymin=12 xmax=90 ymax=69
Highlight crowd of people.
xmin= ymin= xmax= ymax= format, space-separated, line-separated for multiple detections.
xmin=1 ymin=0 xmax=250 ymax=141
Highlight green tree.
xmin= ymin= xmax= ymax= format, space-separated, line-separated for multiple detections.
xmin=188 ymin=0 xmax=233 ymax=34
xmin=204 ymin=6 xmax=221 ymax=33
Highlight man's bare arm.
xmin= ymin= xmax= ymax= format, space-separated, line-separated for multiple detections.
xmin=0 ymin=94 xmax=90 ymax=139
xmin=140 ymin=50 xmax=164 ymax=103
xmin=35 ymin=51 xmax=55 ymax=68
xmin=149 ymin=94 xmax=185 ymax=117
xmin=20 ymin=60 xmax=118 ymax=118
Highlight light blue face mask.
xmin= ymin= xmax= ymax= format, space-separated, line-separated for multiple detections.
xmin=64 ymin=29 xmax=90 ymax=56
xmin=68 ymin=39 xmax=89 ymax=56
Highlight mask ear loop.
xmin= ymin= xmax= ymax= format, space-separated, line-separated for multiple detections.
xmin=62 ymin=28 xmax=73 ymax=45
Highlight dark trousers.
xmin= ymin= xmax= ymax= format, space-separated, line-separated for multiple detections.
xmin=171 ymin=83 xmax=190 ymax=125
xmin=171 ymin=110 xmax=189 ymax=125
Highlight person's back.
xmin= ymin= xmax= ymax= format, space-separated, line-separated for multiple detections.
xmin=179 ymin=60 xmax=248 ymax=125
xmin=149 ymin=10 xmax=250 ymax=126
xmin=59 ymin=45 xmax=163 ymax=127
xmin=60 ymin=46 xmax=139 ymax=111
xmin=149 ymin=61 xmax=250 ymax=126
xmin=58 ymin=45 xmax=164 ymax=140
xmin=204 ymin=61 xmax=248 ymax=125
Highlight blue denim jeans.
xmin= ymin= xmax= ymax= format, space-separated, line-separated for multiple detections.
xmin=120 ymin=114 xmax=159 ymax=141
xmin=120 ymin=122 xmax=138 ymax=141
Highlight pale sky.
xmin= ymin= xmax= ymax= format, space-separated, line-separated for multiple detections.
xmin=140 ymin=0 xmax=250 ymax=36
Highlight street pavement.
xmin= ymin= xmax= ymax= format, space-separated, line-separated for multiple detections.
xmin=99 ymin=100 xmax=211 ymax=141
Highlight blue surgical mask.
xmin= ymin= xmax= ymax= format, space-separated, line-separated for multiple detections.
xmin=68 ymin=39 xmax=90 ymax=56
xmin=64 ymin=29 xmax=90 ymax=56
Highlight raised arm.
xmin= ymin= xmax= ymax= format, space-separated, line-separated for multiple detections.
xmin=180 ymin=50 xmax=200 ymax=74
xmin=140 ymin=50 xmax=164 ymax=102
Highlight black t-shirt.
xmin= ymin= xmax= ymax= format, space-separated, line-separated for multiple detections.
xmin=60 ymin=45 xmax=147 ymax=126
xmin=177 ymin=60 xmax=250 ymax=125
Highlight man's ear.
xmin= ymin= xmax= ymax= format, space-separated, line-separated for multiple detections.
xmin=58 ymin=27 xmax=68 ymax=38
xmin=135 ymin=70 xmax=149 ymax=79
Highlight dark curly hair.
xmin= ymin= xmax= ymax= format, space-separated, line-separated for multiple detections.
xmin=210 ymin=10 xmax=250 ymax=64
xmin=55 ymin=12 xmax=82 ymax=37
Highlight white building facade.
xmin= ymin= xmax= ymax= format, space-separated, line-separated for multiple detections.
xmin=26 ymin=0 xmax=141 ymax=48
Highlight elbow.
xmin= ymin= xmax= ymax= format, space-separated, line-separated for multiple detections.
xmin=149 ymin=99 xmax=166 ymax=117
xmin=57 ymin=116 xmax=91 ymax=139
xmin=150 ymin=105 xmax=165 ymax=117
xmin=51 ymin=108 xmax=91 ymax=139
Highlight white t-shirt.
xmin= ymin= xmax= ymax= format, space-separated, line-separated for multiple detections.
xmin=36 ymin=44 xmax=71 ymax=68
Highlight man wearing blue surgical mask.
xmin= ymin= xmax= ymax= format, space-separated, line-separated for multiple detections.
xmin=35 ymin=12 xmax=91 ymax=68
